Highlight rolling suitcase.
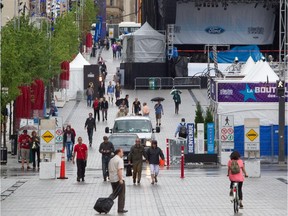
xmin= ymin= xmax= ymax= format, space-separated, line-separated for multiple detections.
xmin=94 ymin=183 xmax=123 ymax=214
xmin=94 ymin=197 xmax=114 ymax=214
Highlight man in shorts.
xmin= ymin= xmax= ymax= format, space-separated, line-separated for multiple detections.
xmin=18 ymin=130 xmax=31 ymax=170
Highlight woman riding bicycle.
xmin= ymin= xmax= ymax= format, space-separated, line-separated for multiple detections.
xmin=227 ymin=151 xmax=248 ymax=209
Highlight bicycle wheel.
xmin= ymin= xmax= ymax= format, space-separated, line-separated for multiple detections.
xmin=233 ymin=198 xmax=239 ymax=213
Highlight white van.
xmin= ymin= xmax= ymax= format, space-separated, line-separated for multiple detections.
xmin=105 ymin=116 xmax=160 ymax=147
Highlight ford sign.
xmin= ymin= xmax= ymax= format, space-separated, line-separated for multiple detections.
xmin=205 ymin=26 xmax=225 ymax=34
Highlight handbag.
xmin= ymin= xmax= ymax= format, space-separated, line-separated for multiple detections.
xmin=126 ymin=164 xmax=132 ymax=177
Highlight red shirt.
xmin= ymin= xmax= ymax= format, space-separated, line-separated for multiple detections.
xmin=74 ymin=143 xmax=88 ymax=160
xmin=18 ymin=134 xmax=31 ymax=149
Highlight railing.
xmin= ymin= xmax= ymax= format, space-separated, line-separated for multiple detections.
xmin=134 ymin=77 xmax=201 ymax=90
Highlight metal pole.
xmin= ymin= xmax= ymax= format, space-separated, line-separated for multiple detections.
xmin=166 ymin=138 xmax=170 ymax=168
xmin=278 ymin=95 xmax=285 ymax=163
xmin=180 ymin=145 xmax=184 ymax=178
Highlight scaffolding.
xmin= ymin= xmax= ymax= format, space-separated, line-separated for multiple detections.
xmin=167 ymin=24 xmax=175 ymax=60
xmin=279 ymin=0 xmax=288 ymax=79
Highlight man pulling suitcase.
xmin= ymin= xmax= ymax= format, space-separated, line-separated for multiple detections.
xmin=94 ymin=149 xmax=128 ymax=214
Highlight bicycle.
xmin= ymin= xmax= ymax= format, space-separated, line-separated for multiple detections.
xmin=231 ymin=182 xmax=240 ymax=213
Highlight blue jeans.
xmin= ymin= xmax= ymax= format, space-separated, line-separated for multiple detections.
xmin=102 ymin=155 xmax=111 ymax=179
xmin=87 ymin=128 xmax=94 ymax=144
xmin=87 ymin=95 xmax=92 ymax=107
xmin=66 ymin=142 xmax=73 ymax=160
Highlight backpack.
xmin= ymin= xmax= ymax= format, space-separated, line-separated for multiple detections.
xmin=230 ymin=160 xmax=240 ymax=174
xmin=179 ymin=123 xmax=187 ymax=137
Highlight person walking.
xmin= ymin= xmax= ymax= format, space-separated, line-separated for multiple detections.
xmin=154 ymin=101 xmax=164 ymax=126
xmin=107 ymin=81 xmax=115 ymax=104
xmin=227 ymin=151 xmax=248 ymax=209
xmin=108 ymin=149 xmax=128 ymax=213
xmin=132 ymin=98 xmax=141 ymax=115
xmin=146 ymin=140 xmax=165 ymax=185
xmin=174 ymin=118 xmax=187 ymax=139
xmin=128 ymin=138 xmax=147 ymax=184
xmin=124 ymin=94 xmax=129 ymax=112
xmin=98 ymin=81 xmax=105 ymax=99
xmin=115 ymin=82 xmax=122 ymax=100
xmin=117 ymin=42 xmax=122 ymax=58
xmin=93 ymin=97 xmax=100 ymax=122
xmin=49 ymin=101 xmax=58 ymax=116
xmin=63 ymin=125 xmax=75 ymax=161
xmin=112 ymin=42 xmax=117 ymax=58
xmin=18 ymin=130 xmax=31 ymax=170
xmin=72 ymin=137 xmax=88 ymax=182
xmin=99 ymin=136 xmax=115 ymax=181
xmin=84 ymin=113 xmax=96 ymax=147
xmin=173 ymin=91 xmax=181 ymax=114
xmin=86 ymin=85 xmax=94 ymax=107
xmin=142 ymin=102 xmax=150 ymax=116
xmin=100 ymin=97 xmax=109 ymax=121
xmin=30 ymin=131 xmax=40 ymax=170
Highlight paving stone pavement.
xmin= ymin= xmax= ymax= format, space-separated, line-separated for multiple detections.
xmin=1 ymin=49 xmax=287 ymax=216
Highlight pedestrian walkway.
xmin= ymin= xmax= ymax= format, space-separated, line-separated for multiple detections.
xmin=1 ymin=49 xmax=287 ymax=216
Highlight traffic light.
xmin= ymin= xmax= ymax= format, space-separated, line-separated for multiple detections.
xmin=276 ymin=80 xmax=285 ymax=96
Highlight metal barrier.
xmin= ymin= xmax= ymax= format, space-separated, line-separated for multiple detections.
xmin=134 ymin=77 xmax=201 ymax=89
xmin=168 ymin=138 xmax=187 ymax=165
xmin=173 ymin=77 xmax=201 ymax=88
xmin=134 ymin=77 xmax=162 ymax=89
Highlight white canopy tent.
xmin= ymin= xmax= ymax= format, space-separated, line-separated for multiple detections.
xmin=68 ymin=53 xmax=90 ymax=100
xmin=240 ymin=56 xmax=255 ymax=76
xmin=122 ymin=22 xmax=166 ymax=63
xmin=242 ymin=61 xmax=279 ymax=82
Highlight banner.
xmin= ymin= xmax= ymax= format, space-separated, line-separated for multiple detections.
xmin=174 ymin=2 xmax=275 ymax=45
xmin=218 ymin=83 xmax=288 ymax=102
xmin=187 ymin=123 xmax=194 ymax=154
xmin=207 ymin=123 xmax=214 ymax=154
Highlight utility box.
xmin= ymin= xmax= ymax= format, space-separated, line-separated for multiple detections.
xmin=245 ymin=159 xmax=261 ymax=178
xmin=39 ymin=162 xmax=56 ymax=179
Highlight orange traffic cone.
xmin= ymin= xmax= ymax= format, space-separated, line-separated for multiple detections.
xmin=57 ymin=148 xmax=68 ymax=179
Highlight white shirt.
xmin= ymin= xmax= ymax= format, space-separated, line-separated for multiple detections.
xmin=108 ymin=155 xmax=124 ymax=183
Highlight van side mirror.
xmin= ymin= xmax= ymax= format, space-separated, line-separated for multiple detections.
xmin=105 ymin=127 xmax=110 ymax=133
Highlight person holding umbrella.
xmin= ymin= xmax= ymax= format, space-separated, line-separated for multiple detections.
xmin=154 ymin=100 xmax=164 ymax=127
xmin=171 ymin=89 xmax=182 ymax=114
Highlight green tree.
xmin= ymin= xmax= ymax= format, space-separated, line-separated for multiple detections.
xmin=194 ymin=102 xmax=204 ymax=133
xmin=81 ymin=0 xmax=98 ymax=41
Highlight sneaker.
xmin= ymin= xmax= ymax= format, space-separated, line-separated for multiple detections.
xmin=159 ymin=123 xmax=161 ymax=126
xmin=137 ymin=181 xmax=140 ymax=184
xmin=82 ymin=178 xmax=85 ymax=182
xmin=117 ymin=210 xmax=128 ymax=213
xmin=104 ymin=178 xmax=107 ymax=182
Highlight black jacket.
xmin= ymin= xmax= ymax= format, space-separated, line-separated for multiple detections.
xmin=100 ymin=101 xmax=109 ymax=110
xmin=146 ymin=147 xmax=164 ymax=165
xmin=99 ymin=141 xmax=114 ymax=157
xmin=85 ymin=117 xmax=96 ymax=130
xmin=63 ymin=131 xmax=75 ymax=144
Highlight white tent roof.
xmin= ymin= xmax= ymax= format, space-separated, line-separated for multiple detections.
xmin=242 ymin=61 xmax=279 ymax=82
xmin=240 ymin=56 xmax=255 ymax=76
xmin=70 ymin=53 xmax=90 ymax=69
xmin=133 ymin=22 xmax=165 ymax=37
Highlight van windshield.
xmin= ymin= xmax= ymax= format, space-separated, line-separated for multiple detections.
xmin=113 ymin=120 xmax=152 ymax=133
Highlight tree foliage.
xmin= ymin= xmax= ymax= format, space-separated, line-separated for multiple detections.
xmin=194 ymin=102 xmax=205 ymax=133
xmin=204 ymin=106 xmax=214 ymax=139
